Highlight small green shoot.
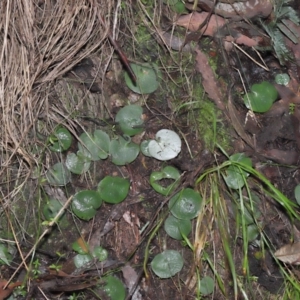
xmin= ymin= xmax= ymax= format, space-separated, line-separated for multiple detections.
xmin=49 ymin=263 xmax=62 ymax=272
xmin=67 ymin=292 xmax=85 ymax=300
xmin=31 ymin=259 xmax=41 ymax=278
xmin=0 ymin=243 xmax=12 ymax=266
xmin=289 ymin=103 xmax=296 ymax=115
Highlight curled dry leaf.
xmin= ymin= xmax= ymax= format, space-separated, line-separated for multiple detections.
xmin=274 ymin=242 xmax=300 ymax=265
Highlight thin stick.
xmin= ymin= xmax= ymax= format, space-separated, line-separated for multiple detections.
xmin=232 ymin=42 xmax=269 ymax=71
xmin=91 ymin=0 xmax=137 ymax=83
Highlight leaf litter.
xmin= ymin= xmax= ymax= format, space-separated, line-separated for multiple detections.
xmin=2 ymin=0 xmax=300 ymax=299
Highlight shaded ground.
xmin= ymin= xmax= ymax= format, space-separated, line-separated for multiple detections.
xmin=1 ymin=1 xmax=300 ymax=299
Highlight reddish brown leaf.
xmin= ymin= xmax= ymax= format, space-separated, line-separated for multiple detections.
xmin=0 ymin=280 xmax=22 ymax=300
xmin=194 ymin=48 xmax=225 ymax=110
xmin=176 ymin=12 xmax=225 ymax=36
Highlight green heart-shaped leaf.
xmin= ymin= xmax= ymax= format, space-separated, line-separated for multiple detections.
xmin=72 ymin=240 xmax=89 ymax=254
xmin=78 ymin=130 xmax=110 ymax=161
xmin=169 ymin=188 xmax=202 ymax=220
xmin=110 ymin=136 xmax=139 ymax=166
xmin=65 ymin=152 xmax=91 ymax=175
xmin=151 ymin=250 xmax=183 ymax=278
xmin=275 ymin=73 xmax=290 ymax=86
xmin=72 ymin=190 xmax=102 ymax=221
xmin=49 ymin=127 xmax=72 ymax=152
xmin=74 ymin=253 xmax=93 ymax=268
xmin=164 ymin=215 xmax=192 ymax=240
xmin=223 ymin=153 xmax=252 ymax=190
xmin=102 ymin=276 xmax=126 ymax=300
xmin=200 ymin=276 xmax=215 ymax=296
xmin=43 ymin=199 xmax=64 ymax=221
xmin=97 ymin=176 xmax=130 ymax=204
xmin=150 ymin=166 xmax=180 ymax=195
xmin=125 ymin=63 xmax=161 ymax=94
xmin=243 ymin=81 xmax=278 ymax=113
xmin=115 ymin=105 xmax=144 ymax=136
xmin=46 ymin=163 xmax=71 ymax=186
xmin=93 ymin=246 xmax=108 ymax=262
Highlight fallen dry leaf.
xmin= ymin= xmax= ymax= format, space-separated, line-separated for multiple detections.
xmin=194 ymin=48 xmax=225 ymax=111
xmin=274 ymin=242 xmax=300 ymax=265
xmin=214 ymin=0 xmax=272 ymax=20
xmin=261 ymin=149 xmax=299 ymax=165
xmin=121 ymin=264 xmax=142 ymax=300
xmin=187 ymin=0 xmax=272 ymax=20
xmin=0 ymin=280 xmax=22 ymax=300
xmin=176 ymin=12 xmax=225 ymax=36
xmin=176 ymin=12 xmax=270 ymax=48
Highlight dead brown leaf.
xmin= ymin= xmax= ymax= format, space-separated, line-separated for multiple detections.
xmin=121 ymin=264 xmax=143 ymax=300
xmin=187 ymin=0 xmax=272 ymax=20
xmin=274 ymin=242 xmax=300 ymax=265
xmin=214 ymin=0 xmax=272 ymax=20
xmin=194 ymin=48 xmax=225 ymax=111
xmin=176 ymin=12 xmax=225 ymax=36
xmin=0 ymin=280 xmax=22 ymax=300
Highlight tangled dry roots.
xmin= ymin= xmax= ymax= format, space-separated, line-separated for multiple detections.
xmin=0 ymin=0 xmax=118 ymax=178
